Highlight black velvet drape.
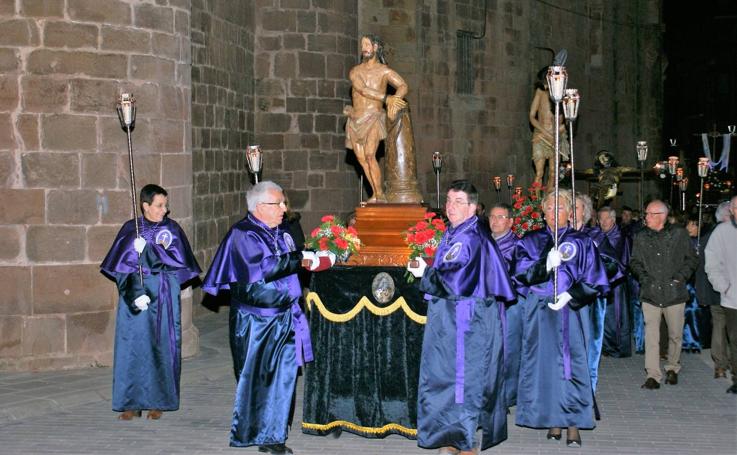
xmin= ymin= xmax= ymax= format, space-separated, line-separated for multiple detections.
xmin=301 ymin=266 xmax=426 ymax=439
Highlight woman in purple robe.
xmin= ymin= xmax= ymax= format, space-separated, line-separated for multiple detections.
xmin=512 ymin=189 xmax=609 ymax=447
xmin=101 ymin=184 xmax=201 ymax=420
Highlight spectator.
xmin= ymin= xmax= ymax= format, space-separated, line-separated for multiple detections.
xmin=630 ymin=200 xmax=698 ymax=390
xmin=704 ymin=195 xmax=737 ymax=394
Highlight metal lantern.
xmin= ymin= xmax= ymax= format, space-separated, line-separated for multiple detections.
xmin=546 ymin=66 xmax=567 ymax=103
xmin=493 ymin=176 xmax=502 ymax=191
xmin=246 ymin=145 xmax=263 ymax=183
xmin=676 ymin=167 xmax=684 ymax=182
xmin=636 ymin=141 xmax=648 ymax=163
xmin=562 ymin=89 xmax=580 ymax=121
xmin=432 ymin=151 xmax=443 ymax=208
xmin=698 ymin=157 xmax=710 ymax=178
xmin=667 ymin=156 xmax=679 ymax=175
xmin=506 ymin=174 xmax=515 ymax=189
xmin=514 ymin=186 xmax=523 ymax=198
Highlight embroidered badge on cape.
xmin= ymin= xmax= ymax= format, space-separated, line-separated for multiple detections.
xmin=559 ymin=241 xmax=577 ymax=261
xmin=155 ymin=229 xmax=173 ymax=249
xmin=283 ymin=232 xmax=296 ymax=252
xmin=443 ymin=242 xmax=463 ymax=262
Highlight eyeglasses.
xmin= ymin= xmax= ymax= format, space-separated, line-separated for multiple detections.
xmin=445 ymin=199 xmax=472 ymax=207
xmin=489 ymin=215 xmax=509 ymax=220
xmin=260 ymin=201 xmax=287 ymax=208
xmin=644 ymin=211 xmax=665 ymax=216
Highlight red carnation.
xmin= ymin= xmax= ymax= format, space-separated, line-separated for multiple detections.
xmin=522 ymin=222 xmax=529 ymax=230
xmin=531 ymin=212 xmax=540 ymax=219
xmin=424 ymin=246 xmax=436 ymax=257
xmin=330 ymin=225 xmax=342 ymax=236
xmin=318 ymin=237 xmax=329 ymax=250
xmin=321 ymin=215 xmax=334 ymax=223
xmin=311 ymin=228 xmax=320 ymax=238
xmin=335 ymin=238 xmax=348 ymax=249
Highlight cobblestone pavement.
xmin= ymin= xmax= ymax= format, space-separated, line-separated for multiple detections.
xmin=1 ymin=310 xmax=735 ymax=454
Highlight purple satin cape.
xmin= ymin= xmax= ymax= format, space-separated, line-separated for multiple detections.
xmin=100 ymin=217 xmax=201 ymax=284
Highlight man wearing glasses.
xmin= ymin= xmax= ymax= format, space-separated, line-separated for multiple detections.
xmin=203 ymin=181 xmax=333 ymax=454
xmin=407 ymin=180 xmax=516 ymax=454
xmin=630 ymin=200 xmax=697 ymax=390
xmin=704 ymin=195 xmax=737 ymax=394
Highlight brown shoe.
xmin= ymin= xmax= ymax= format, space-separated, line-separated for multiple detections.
xmin=715 ymin=368 xmax=727 ymax=379
xmin=118 ymin=410 xmax=142 ymax=420
xmin=146 ymin=410 xmax=163 ymax=420
xmin=665 ymin=370 xmax=678 ymax=385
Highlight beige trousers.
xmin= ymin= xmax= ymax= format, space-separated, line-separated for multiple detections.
xmin=642 ymin=302 xmax=685 ymax=383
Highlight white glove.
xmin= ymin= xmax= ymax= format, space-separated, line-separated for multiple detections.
xmin=547 ymin=292 xmax=572 ymax=311
xmin=134 ymin=237 xmax=146 ymax=254
xmin=546 ymin=248 xmax=562 ymax=272
xmin=406 ymin=257 xmax=428 ymax=278
xmin=134 ymin=294 xmax=150 ymax=311
xmin=301 ymin=251 xmax=319 ymax=270
xmin=316 ymin=250 xmax=337 ymax=266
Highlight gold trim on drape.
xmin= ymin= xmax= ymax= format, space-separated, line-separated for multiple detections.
xmin=301 ymin=420 xmax=417 ymax=437
xmin=305 ymin=292 xmax=427 ymax=324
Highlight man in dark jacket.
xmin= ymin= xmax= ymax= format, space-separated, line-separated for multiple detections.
xmin=630 ymin=200 xmax=698 ymax=389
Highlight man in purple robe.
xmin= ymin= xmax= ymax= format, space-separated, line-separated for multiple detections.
xmin=202 ymin=181 xmax=333 ymax=454
xmin=407 ymin=180 xmax=516 ymax=454
xmin=488 ymin=203 xmax=522 ymax=408
xmin=512 ymin=189 xmax=609 ymax=447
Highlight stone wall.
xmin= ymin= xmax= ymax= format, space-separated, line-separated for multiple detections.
xmin=358 ymin=0 xmax=663 ymax=209
xmin=253 ymin=0 xmax=359 ymax=230
xmin=0 ymin=0 xmax=194 ymax=370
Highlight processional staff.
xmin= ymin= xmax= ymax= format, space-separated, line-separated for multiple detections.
xmin=116 ymin=93 xmax=143 ymax=285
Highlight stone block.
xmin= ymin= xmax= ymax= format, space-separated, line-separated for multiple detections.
xmin=0 ymin=0 xmax=14 ymax=15
xmin=67 ymin=311 xmax=115 ymax=354
xmin=298 ymin=51 xmax=325 ymax=78
xmin=174 ymin=10 xmax=189 ymax=36
xmin=134 ymin=3 xmax=174 ymax=33
xmin=297 ymin=10 xmax=317 ymax=33
xmin=256 ymin=113 xmax=291 ymax=133
xmin=69 ymin=78 xmax=119 ymax=115
xmin=27 ymin=50 xmax=127 ymax=79
xmin=283 ymin=150 xmax=308 ymax=171
xmin=43 ymin=21 xmax=98 ymax=48
xmin=152 ymin=32 xmax=179 ymax=60
xmin=68 ymin=0 xmax=131 ymax=25
xmin=0 ymin=113 xmax=14 ymax=149
xmin=274 ymin=53 xmax=296 ymax=78
xmin=130 ymin=55 xmax=176 ymax=83
xmin=282 ymin=33 xmax=305 ymax=50
xmin=16 ymin=114 xmax=39 ymax=151
xmin=33 ymin=264 xmax=115 ymax=314
xmin=81 ymin=153 xmax=118 ymax=189
xmin=22 ymin=315 xmax=66 ymax=356
xmin=0 ymin=150 xmax=13 ymax=186
xmin=0 ymin=19 xmax=40 ymax=46
xmin=0 ymin=266 xmax=32 ymax=315
xmin=100 ymin=25 xmax=150 ymax=53
xmin=314 ymin=114 xmax=336 ymax=132
xmin=47 ymin=189 xmax=99 ymax=224
xmin=86 ymin=225 xmax=119 ymax=261
xmin=148 ymin=119 xmax=184 ymax=153
xmin=261 ymin=10 xmax=296 ymax=32
xmin=158 ymin=85 xmax=184 ymax=118
xmin=326 ymin=53 xmax=346 ymax=79
xmin=0 ymin=75 xmax=18 ymax=111
xmin=161 ymin=153 xmax=192 ymax=187
xmin=26 ymin=225 xmax=86 ymax=262
xmin=0 ymin=48 xmax=20 ymax=72
xmin=0 ymin=225 xmax=21 ymax=260
xmin=167 ymin=185 xmax=192 ymax=219
xmin=22 ymin=152 xmax=79 ymax=188
xmin=20 ymin=0 xmax=64 ymax=17
xmin=308 ymin=34 xmax=337 ymax=53
xmin=0 ymin=189 xmax=44 ymax=223
xmin=41 ymin=114 xmax=96 ymax=151
xmin=21 ymin=76 xmax=68 ymax=113
xmin=100 ymin=189 xmax=135 ymax=224
xmin=309 ymin=150 xmax=340 ymax=170
xmin=0 ymin=316 xmax=22 ymax=357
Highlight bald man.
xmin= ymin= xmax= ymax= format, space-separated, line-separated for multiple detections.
xmin=630 ymin=200 xmax=697 ymax=390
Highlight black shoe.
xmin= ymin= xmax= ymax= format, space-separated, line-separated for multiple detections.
xmin=258 ymin=444 xmax=293 ymax=454
xmin=641 ymin=377 xmax=660 ymax=389
xmin=665 ymin=370 xmax=678 ymax=385
xmin=566 ymin=427 xmax=581 ymax=447
xmin=727 ymin=383 xmax=737 ymax=394
xmin=546 ymin=428 xmax=562 ymax=440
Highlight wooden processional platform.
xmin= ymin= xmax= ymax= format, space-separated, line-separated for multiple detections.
xmin=346 ymin=203 xmax=428 ymax=267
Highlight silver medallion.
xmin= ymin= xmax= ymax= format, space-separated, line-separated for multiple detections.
xmin=371 ymin=272 xmax=396 ymax=304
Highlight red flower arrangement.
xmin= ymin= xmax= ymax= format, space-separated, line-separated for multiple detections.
xmin=403 ymin=212 xmax=447 ymax=261
xmin=511 ymin=182 xmax=545 ymax=238
xmin=305 ymin=215 xmax=361 ymax=262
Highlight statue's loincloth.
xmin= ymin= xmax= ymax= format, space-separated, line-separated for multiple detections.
xmin=345 ymin=109 xmax=387 ymax=149
xmin=532 ymin=129 xmax=569 ymax=161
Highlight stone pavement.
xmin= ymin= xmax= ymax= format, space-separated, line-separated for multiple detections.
xmin=1 ymin=309 xmax=735 ymax=455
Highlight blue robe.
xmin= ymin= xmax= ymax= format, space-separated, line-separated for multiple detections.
xmin=202 ymin=214 xmax=312 ymax=448
xmin=512 ymin=226 xmax=609 ymax=430
xmin=492 ymin=230 xmax=522 ymax=408
xmin=417 ymin=216 xmax=516 ymax=451
xmin=600 ymin=225 xmax=632 ymax=358
xmin=101 ymin=217 xmax=201 ymax=412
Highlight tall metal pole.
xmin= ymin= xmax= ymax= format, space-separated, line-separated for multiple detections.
xmin=563 ymin=89 xmax=580 ymax=227
xmin=435 ymin=169 xmax=441 ymax=209
xmin=696 ymin=157 xmax=709 ymax=253
xmin=547 ymin=65 xmax=567 ymax=303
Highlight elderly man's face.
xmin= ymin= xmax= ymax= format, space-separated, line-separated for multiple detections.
xmin=598 ymin=211 xmax=615 ymax=232
xmin=644 ymin=202 xmax=667 ymax=231
xmin=252 ymin=189 xmax=287 ymax=228
xmin=489 ymin=207 xmax=513 ymax=237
